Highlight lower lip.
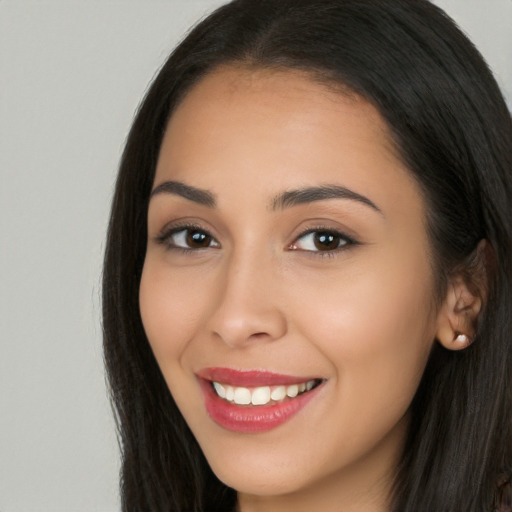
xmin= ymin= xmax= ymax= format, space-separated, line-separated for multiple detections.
xmin=199 ymin=379 xmax=322 ymax=433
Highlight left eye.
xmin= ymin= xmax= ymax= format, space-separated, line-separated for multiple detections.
xmin=291 ymin=230 xmax=352 ymax=252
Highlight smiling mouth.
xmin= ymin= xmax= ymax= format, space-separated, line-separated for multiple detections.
xmin=198 ymin=369 xmax=325 ymax=432
xmin=210 ymin=379 xmax=323 ymax=406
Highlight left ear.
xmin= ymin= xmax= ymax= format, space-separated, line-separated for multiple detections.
xmin=435 ymin=240 xmax=492 ymax=351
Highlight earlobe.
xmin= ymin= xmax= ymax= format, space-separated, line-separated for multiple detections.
xmin=435 ymin=278 xmax=482 ymax=351
xmin=435 ymin=240 xmax=492 ymax=351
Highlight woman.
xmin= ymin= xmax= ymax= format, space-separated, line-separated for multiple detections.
xmin=102 ymin=1 xmax=512 ymax=510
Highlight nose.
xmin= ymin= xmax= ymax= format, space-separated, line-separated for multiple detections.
xmin=207 ymin=249 xmax=288 ymax=348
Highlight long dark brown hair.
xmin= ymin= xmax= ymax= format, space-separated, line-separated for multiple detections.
xmin=103 ymin=1 xmax=512 ymax=510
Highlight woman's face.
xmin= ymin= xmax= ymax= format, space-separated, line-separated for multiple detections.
xmin=140 ymin=67 xmax=440 ymax=510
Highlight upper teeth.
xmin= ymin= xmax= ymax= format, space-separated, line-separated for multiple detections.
xmin=212 ymin=380 xmax=317 ymax=406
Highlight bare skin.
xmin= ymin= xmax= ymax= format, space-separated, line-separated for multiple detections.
xmin=139 ymin=67 xmax=475 ymax=512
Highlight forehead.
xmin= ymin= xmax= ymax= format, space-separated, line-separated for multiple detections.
xmin=155 ymin=66 xmax=423 ymax=220
xmin=162 ymin=66 xmax=397 ymax=161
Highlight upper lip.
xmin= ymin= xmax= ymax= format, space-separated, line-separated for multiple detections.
xmin=196 ymin=367 xmax=321 ymax=387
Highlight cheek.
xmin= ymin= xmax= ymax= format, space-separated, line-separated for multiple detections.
xmin=139 ymin=256 xmax=211 ymax=366
xmin=290 ymin=250 xmax=436 ymax=427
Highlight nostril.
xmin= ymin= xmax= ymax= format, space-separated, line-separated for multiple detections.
xmin=250 ymin=332 xmax=269 ymax=339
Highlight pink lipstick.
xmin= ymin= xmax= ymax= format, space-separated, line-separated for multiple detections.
xmin=197 ymin=368 xmax=324 ymax=433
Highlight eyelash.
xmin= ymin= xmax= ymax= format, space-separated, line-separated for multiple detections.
xmin=155 ymin=224 xmax=358 ymax=257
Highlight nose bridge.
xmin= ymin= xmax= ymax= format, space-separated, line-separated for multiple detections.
xmin=209 ymin=242 xmax=287 ymax=347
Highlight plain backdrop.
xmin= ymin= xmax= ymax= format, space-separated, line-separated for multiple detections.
xmin=1 ymin=1 xmax=510 ymax=511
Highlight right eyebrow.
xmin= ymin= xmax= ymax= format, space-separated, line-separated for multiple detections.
xmin=150 ymin=180 xmax=216 ymax=208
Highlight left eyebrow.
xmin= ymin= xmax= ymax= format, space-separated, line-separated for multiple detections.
xmin=271 ymin=184 xmax=382 ymax=214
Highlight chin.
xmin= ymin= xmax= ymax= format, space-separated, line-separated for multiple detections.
xmin=210 ymin=458 xmax=309 ymax=497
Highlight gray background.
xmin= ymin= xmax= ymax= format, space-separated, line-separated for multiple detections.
xmin=1 ymin=1 xmax=510 ymax=511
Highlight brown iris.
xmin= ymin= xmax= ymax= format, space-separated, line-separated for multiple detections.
xmin=313 ymin=232 xmax=343 ymax=251
xmin=186 ymin=229 xmax=213 ymax=248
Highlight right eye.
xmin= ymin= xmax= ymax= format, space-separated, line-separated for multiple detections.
xmin=158 ymin=226 xmax=220 ymax=250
